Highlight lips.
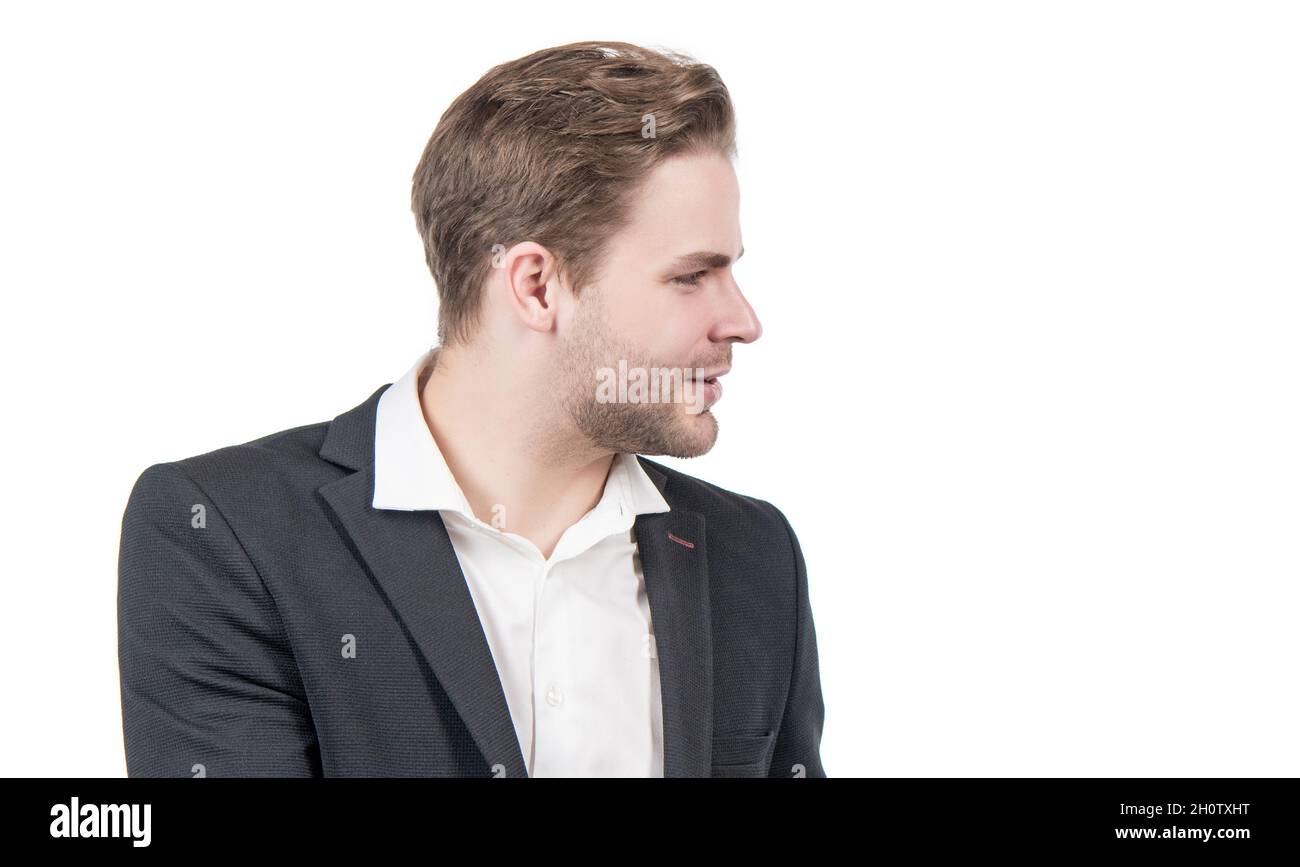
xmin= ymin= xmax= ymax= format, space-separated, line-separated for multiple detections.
xmin=688 ymin=374 xmax=722 ymax=407
xmin=703 ymin=376 xmax=722 ymax=404
xmin=686 ymin=365 xmax=729 ymax=408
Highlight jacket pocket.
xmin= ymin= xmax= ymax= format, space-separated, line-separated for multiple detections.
xmin=711 ymin=731 xmax=775 ymax=777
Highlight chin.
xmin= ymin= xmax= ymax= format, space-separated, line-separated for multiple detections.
xmin=668 ymin=411 xmax=719 ymax=458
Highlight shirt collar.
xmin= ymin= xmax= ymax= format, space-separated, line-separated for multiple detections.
xmin=372 ymin=347 xmax=671 ymax=520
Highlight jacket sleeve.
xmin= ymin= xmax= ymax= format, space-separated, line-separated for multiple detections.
xmin=767 ymin=506 xmax=827 ymax=777
xmin=117 ymin=461 xmax=321 ymax=776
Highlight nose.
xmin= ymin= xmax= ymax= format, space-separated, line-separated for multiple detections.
xmin=709 ymin=276 xmax=762 ymax=344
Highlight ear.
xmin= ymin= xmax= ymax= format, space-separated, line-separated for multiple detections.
xmin=500 ymin=241 xmax=562 ymax=334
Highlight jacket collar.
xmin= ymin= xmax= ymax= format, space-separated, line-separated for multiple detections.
xmin=316 ymin=372 xmax=713 ymax=777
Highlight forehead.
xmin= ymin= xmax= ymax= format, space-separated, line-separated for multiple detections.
xmin=610 ymin=151 xmax=740 ymax=262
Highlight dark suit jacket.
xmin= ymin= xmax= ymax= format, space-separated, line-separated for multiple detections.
xmin=117 ymin=381 xmax=826 ymax=777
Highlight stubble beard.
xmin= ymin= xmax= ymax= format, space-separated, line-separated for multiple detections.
xmin=558 ymin=300 xmax=719 ymax=459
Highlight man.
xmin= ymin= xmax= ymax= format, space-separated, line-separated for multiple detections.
xmin=118 ymin=40 xmax=825 ymax=778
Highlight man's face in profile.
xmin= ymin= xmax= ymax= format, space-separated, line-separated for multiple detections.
xmin=558 ymin=149 xmax=762 ymax=459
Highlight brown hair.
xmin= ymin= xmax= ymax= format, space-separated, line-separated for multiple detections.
xmin=411 ymin=41 xmax=737 ymax=347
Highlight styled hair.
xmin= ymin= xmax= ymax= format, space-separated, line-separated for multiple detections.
xmin=411 ymin=40 xmax=737 ymax=346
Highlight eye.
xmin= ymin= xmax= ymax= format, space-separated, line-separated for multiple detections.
xmin=672 ymin=270 xmax=707 ymax=286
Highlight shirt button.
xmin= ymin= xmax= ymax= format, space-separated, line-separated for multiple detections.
xmin=545 ymin=684 xmax=564 ymax=707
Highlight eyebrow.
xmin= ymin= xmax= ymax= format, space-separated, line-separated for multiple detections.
xmin=666 ymin=245 xmax=745 ymax=273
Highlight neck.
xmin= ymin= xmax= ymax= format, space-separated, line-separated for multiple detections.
xmin=418 ymin=342 xmax=614 ymax=559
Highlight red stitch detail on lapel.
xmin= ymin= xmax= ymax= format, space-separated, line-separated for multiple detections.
xmin=667 ymin=532 xmax=695 ymax=549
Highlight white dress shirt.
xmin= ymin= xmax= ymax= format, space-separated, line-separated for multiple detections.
xmin=371 ymin=347 xmax=671 ymax=777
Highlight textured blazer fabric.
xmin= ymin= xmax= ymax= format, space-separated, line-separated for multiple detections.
xmin=117 ymin=383 xmax=826 ymax=777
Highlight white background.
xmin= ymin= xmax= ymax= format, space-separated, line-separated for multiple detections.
xmin=1 ymin=0 xmax=1296 ymax=777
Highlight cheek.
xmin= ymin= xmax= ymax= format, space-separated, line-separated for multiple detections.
xmin=646 ymin=302 xmax=709 ymax=353
xmin=601 ymin=283 xmax=701 ymax=360
xmin=640 ymin=328 xmax=700 ymax=367
xmin=602 ymin=296 xmax=660 ymax=345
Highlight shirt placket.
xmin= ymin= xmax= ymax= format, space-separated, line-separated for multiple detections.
xmin=530 ymin=553 xmax=568 ymax=777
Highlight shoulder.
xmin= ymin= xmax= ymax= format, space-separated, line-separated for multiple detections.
xmin=124 ymin=416 xmax=342 ymax=521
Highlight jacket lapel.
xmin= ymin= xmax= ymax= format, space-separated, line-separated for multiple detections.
xmin=316 ymin=386 xmax=528 ymax=778
xmin=634 ymin=459 xmax=713 ymax=777
xmin=313 ymin=385 xmax=713 ymax=778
